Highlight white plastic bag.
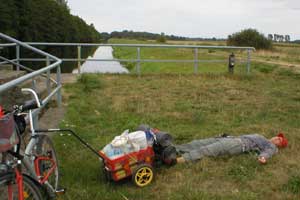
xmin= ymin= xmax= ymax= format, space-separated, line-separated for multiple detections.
xmin=102 ymin=130 xmax=148 ymax=159
xmin=111 ymin=130 xmax=147 ymax=151
xmin=127 ymin=131 xmax=147 ymax=151
xmin=111 ymin=129 xmax=129 ymax=147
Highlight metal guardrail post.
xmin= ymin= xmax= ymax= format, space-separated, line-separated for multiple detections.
xmin=77 ymin=45 xmax=81 ymax=74
xmin=194 ymin=48 xmax=198 ymax=74
xmin=137 ymin=47 xmax=141 ymax=76
xmin=32 ymin=79 xmax=37 ymax=91
xmin=16 ymin=45 xmax=20 ymax=71
xmin=247 ymin=49 xmax=251 ymax=74
xmin=46 ymin=56 xmax=51 ymax=95
xmin=56 ymin=65 xmax=62 ymax=106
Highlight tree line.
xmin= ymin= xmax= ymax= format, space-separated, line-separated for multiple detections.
xmin=0 ymin=0 xmax=101 ymax=43
xmin=0 ymin=0 xmax=101 ymax=72
xmin=268 ymin=34 xmax=291 ymax=42
xmin=101 ymin=30 xmax=222 ymax=42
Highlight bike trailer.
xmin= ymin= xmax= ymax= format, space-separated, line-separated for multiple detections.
xmin=99 ymin=146 xmax=155 ymax=187
xmin=47 ymin=126 xmax=172 ymax=187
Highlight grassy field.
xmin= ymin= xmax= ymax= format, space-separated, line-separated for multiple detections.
xmin=55 ymin=73 xmax=300 ymax=199
xmin=53 ymin=39 xmax=300 ymax=200
xmin=167 ymin=40 xmax=300 ymax=66
xmin=110 ymin=39 xmax=300 ymax=75
xmin=111 ymin=38 xmax=250 ymax=74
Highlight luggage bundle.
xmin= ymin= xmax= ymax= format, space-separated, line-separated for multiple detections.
xmin=0 ymin=113 xmax=19 ymax=153
xmin=101 ymin=124 xmax=177 ymax=165
xmin=136 ymin=125 xmax=177 ymax=165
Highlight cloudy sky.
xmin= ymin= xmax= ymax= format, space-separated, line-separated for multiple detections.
xmin=68 ymin=0 xmax=300 ymax=40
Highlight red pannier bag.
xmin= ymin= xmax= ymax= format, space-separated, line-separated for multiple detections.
xmin=0 ymin=113 xmax=19 ymax=152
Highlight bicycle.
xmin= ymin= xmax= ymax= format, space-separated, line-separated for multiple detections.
xmin=0 ymin=88 xmax=63 ymax=199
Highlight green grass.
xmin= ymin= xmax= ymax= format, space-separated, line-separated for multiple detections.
xmin=53 ymin=64 xmax=300 ymax=199
xmin=253 ymin=43 xmax=300 ymax=65
xmin=283 ymin=175 xmax=300 ymax=195
xmin=52 ymin=39 xmax=300 ymax=199
xmin=110 ymin=38 xmax=253 ymax=75
xmin=111 ymin=39 xmax=300 ymax=75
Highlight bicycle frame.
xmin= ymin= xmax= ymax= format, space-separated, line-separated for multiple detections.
xmin=15 ymin=167 xmax=24 ymax=200
xmin=20 ymin=109 xmax=58 ymax=194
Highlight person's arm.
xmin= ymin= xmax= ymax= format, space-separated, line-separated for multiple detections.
xmin=258 ymin=156 xmax=267 ymax=164
xmin=257 ymin=146 xmax=278 ymax=164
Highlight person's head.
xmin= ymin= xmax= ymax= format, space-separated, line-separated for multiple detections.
xmin=270 ymin=133 xmax=288 ymax=148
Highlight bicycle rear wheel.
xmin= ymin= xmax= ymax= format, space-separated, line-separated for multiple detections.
xmin=36 ymin=135 xmax=59 ymax=193
xmin=0 ymin=172 xmax=43 ymax=200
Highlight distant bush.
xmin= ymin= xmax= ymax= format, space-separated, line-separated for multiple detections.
xmin=227 ymin=29 xmax=272 ymax=50
xmin=156 ymin=32 xmax=166 ymax=43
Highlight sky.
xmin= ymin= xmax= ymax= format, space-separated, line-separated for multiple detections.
xmin=68 ymin=0 xmax=300 ymax=40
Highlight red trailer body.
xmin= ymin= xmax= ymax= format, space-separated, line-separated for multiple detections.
xmin=99 ymin=146 xmax=155 ymax=185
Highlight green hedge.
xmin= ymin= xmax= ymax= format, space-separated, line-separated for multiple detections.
xmin=227 ymin=29 xmax=272 ymax=50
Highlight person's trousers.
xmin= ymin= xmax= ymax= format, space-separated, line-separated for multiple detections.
xmin=175 ymin=137 xmax=244 ymax=162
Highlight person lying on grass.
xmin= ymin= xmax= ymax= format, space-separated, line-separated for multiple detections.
xmin=174 ymin=133 xmax=288 ymax=164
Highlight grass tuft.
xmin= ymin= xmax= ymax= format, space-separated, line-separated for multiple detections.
xmin=77 ymin=74 xmax=104 ymax=92
xmin=283 ymin=175 xmax=300 ymax=194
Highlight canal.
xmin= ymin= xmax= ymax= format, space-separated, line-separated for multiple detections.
xmin=73 ymin=46 xmax=128 ymax=74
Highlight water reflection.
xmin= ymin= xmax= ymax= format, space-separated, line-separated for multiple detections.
xmin=73 ymin=46 xmax=128 ymax=74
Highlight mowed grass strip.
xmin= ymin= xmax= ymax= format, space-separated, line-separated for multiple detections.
xmin=111 ymin=39 xmax=300 ymax=74
xmin=54 ymin=68 xmax=300 ymax=199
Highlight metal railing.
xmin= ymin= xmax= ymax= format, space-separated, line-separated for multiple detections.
xmin=0 ymin=33 xmax=62 ymax=128
xmin=23 ymin=42 xmax=255 ymax=75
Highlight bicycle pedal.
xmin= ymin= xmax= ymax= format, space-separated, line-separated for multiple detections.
xmin=55 ymin=188 xmax=66 ymax=195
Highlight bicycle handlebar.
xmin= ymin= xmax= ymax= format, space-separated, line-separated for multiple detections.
xmin=21 ymin=100 xmax=39 ymax=112
xmin=21 ymin=88 xmax=41 ymax=108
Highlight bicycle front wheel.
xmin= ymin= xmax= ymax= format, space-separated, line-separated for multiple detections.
xmin=36 ymin=135 xmax=59 ymax=192
xmin=0 ymin=172 xmax=44 ymax=200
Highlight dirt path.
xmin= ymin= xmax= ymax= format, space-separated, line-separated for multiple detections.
xmin=253 ymin=59 xmax=300 ymax=73
xmin=38 ymin=74 xmax=77 ymax=129
xmin=39 ymin=105 xmax=66 ymax=129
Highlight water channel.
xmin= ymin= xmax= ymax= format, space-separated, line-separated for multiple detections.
xmin=72 ymin=46 xmax=129 ymax=74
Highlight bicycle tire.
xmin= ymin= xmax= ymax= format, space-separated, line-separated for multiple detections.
xmin=0 ymin=172 xmax=44 ymax=200
xmin=36 ymin=135 xmax=59 ymax=193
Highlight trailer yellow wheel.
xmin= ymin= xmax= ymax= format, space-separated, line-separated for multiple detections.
xmin=132 ymin=164 xmax=154 ymax=187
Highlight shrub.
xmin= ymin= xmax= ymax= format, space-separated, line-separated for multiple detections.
xmin=156 ymin=32 xmax=166 ymax=43
xmin=227 ymin=29 xmax=272 ymax=50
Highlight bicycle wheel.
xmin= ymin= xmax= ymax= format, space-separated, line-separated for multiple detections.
xmin=0 ymin=172 xmax=43 ymax=200
xmin=36 ymin=135 xmax=59 ymax=192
